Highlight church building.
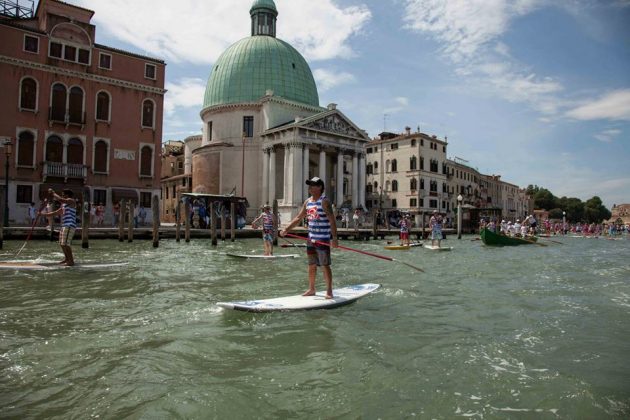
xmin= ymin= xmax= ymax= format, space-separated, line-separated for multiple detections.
xmin=188 ymin=0 xmax=369 ymax=222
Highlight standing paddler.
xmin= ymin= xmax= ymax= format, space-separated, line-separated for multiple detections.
xmin=251 ymin=204 xmax=276 ymax=256
xmin=40 ymin=188 xmax=77 ymax=266
xmin=280 ymin=177 xmax=338 ymax=299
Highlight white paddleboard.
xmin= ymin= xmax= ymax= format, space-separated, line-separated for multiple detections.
xmin=0 ymin=261 xmax=129 ymax=271
xmin=423 ymin=245 xmax=453 ymax=251
xmin=225 ymin=253 xmax=298 ymax=259
xmin=217 ymin=283 xmax=380 ymax=312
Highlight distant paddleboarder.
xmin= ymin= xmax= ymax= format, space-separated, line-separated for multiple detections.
xmin=429 ymin=210 xmax=443 ymax=248
xmin=280 ymin=177 xmax=338 ymax=299
xmin=41 ymin=189 xmax=77 ymax=266
xmin=251 ymin=204 xmax=277 ymax=256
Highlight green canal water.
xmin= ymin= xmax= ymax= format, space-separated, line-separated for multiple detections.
xmin=1 ymin=236 xmax=629 ymax=419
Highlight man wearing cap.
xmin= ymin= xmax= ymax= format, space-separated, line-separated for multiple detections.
xmin=251 ymin=204 xmax=277 ymax=256
xmin=281 ymin=177 xmax=338 ymax=299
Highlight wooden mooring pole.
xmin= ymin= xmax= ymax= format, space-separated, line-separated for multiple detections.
xmin=118 ymin=199 xmax=126 ymax=242
xmin=273 ymin=199 xmax=278 ymax=246
xmin=81 ymin=188 xmax=90 ymax=249
xmin=220 ymin=206 xmax=226 ymax=241
xmin=152 ymin=195 xmax=159 ymax=248
xmin=210 ymin=201 xmax=217 ymax=246
xmin=127 ymin=201 xmax=134 ymax=243
xmin=230 ymin=202 xmax=236 ymax=242
xmin=175 ymin=199 xmax=181 ymax=243
xmin=184 ymin=200 xmax=191 ymax=243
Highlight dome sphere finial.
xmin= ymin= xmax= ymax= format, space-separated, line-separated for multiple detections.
xmin=250 ymin=0 xmax=278 ymax=37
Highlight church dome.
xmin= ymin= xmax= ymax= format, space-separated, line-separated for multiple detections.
xmin=202 ymin=0 xmax=319 ymax=110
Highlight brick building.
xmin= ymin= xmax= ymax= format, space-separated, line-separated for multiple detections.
xmin=0 ymin=0 xmax=165 ymax=225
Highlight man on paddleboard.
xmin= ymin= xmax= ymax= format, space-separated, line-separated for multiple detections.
xmin=41 ymin=189 xmax=77 ymax=266
xmin=280 ymin=177 xmax=338 ymax=299
xmin=251 ymin=204 xmax=277 ymax=256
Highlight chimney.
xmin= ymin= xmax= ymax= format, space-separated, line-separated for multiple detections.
xmin=327 ymin=103 xmax=337 ymax=110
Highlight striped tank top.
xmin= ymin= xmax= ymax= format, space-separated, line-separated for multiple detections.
xmin=306 ymin=194 xmax=331 ymax=241
xmin=262 ymin=212 xmax=274 ymax=233
xmin=62 ymin=204 xmax=77 ymax=228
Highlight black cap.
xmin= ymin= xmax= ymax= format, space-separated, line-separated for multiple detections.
xmin=305 ymin=176 xmax=324 ymax=187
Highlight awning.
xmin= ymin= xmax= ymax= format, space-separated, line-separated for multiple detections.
xmin=112 ymin=188 xmax=138 ymax=204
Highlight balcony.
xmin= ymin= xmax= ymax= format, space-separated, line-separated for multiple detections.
xmin=48 ymin=108 xmax=86 ymax=127
xmin=43 ymin=161 xmax=87 ymax=182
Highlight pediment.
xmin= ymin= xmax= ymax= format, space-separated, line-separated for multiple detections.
xmin=301 ymin=111 xmax=369 ymax=140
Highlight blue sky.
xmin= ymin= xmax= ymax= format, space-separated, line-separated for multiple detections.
xmin=66 ymin=0 xmax=629 ymax=208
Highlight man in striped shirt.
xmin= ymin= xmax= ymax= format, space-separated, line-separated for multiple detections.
xmin=281 ymin=177 xmax=338 ymax=299
xmin=41 ymin=189 xmax=77 ymax=266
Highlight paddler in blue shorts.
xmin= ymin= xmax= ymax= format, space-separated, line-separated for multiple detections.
xmin=251 ymin=204 xmax=276 ymax=256
xmin=429 ymin=209 xmax=443 ymax=248
xmin=40 ymin=188 xmax=77 ymax=266
xmin=280 ymin=177 xmax=338 ymax=299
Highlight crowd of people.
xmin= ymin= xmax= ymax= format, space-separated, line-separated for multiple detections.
xmin=481 ymin=214 xmax=629 ymax=237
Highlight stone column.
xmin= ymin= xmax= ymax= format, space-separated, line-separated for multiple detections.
xmin=282 ymin=144 xmax=290 ymax=202
xmin=262 ymin=148 xmax=269 ymax=205
xmin=319 ymin=149 xmax=326 ymax=183
xmin=358 ymin=152 xmax=366 ymax=209
xmin=302 ymin=146 xmax=309 ymax=200
xmin=336 ymin=150 xmax=344 ymax=207
xmin=291 ymin=143 xmax=303 ymax=206
xmin=269 ymin=147 xmax=276 ymax=203
xmin=352 ymin=152 xmax=359 ymax=208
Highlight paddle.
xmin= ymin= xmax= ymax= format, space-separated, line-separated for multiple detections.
xmin=15 ymin=203 xmax=47 ymax=257
xmin=521 ymin=237 xmax=547 ymax=247
xmin=541 ymin=238 xmax=564 ymax=245
xmin=283 ymin=233 xmax=424 ymax=273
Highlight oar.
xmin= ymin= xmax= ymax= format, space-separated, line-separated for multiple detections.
xmin=15 ymin=204 xmax=46 ymax=257
xmin=283 ymin=233 xmax=424 ymax=273
xmin=541 ymin=238 xmax=564 ymax=245
xmin=521 ymin=237 xmax=547 ymax=247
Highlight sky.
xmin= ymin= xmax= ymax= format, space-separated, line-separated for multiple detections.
xmin=62 ymin=0 xmax=629 ymax=208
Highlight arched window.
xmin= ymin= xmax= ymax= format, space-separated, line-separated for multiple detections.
xmin=96 ymin=91 xmax=110 ymax=121
xmin=51 ymin=83 xmax=66 ymax=121
xmin=142 ymin=99 xmax=154 ymax=128
xmin=68 ymin=86 xmax=84 ymax=124
xmin=45 ymin=135 xmax=63 ymax=162
xmin=140 ymin=145 xmax=153 ymax=176
xmin=374 ymin=181 xmax=378 ymax=191
xmin=17 ymin=131 xmax=35 ymax=166
xmin=67 ymin=138 xmax=83 ymax=164
xmin=94 ymin=140 xmax=108 ymax=173
xmin=366 ymin=183 xmax=373 ymax=194
xmin=410 ymin=156 xmax=417 ymax=171
xmin=366 ymin=163 xmax=373 ymax=175
xmin=20 ymin=77 xmax=37 ymax=110
xmin=420 ymin=178 xmax=425 ymax=190
xmin=386 ymin=159 xmax=391 ymax=173
xmin=392 ymin=180 xmax=398 ymax=192
xmin=374 ymin=161 xmax=378 ymax=171
xmin=391 ymin=159 xmax=398 ymax=172
xmin=410 ymin=178 xmax=417 ymax=191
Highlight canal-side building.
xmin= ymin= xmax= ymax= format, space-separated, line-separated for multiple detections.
xmin=160 ymin=140 xmax=191 ymax=223
xmin=0 ymin=0 xmax=165 ymax=225
xmin=365 ymin=127 xmax=449 ymax=226
xmin=190 ymin=0 xmax=369 ymax=223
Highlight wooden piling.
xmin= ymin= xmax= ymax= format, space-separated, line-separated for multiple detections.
xmin=272 ymin=199 xmax=278 ymax=246
xmin=118 ymin=199 xmax=126 ymax=241
xmin=81 ymin=188 xmax=90 ymax=249
xmin=184 ymin=200 xmax=191 ymax=243
xmin=372 ymin=211 xmax=377 ymax=240
xmin=175 ymin=199 xmax=181 ymax=242
xmin=152 ymin=195 xmax=159 ymax=248
xmin=0 ymin=209 xmax=4 ymax=249
xmin=230 ymin=202 xmax=236 ymax=242
xmin=127 ymin=201 xmax=133 ymax=243
xmin=220 ymin=206 xmax=226 ymax=241
xmin=210 ymin=201 xmax=217 ymax=246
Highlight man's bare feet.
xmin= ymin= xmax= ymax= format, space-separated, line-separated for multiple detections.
xmin=302 ymin=290 xmax=316 ymax=296
xmin=325 ymin=294 xmax=333 ymax=299
xmin=58 ymin=260 xmax=67 ymax=265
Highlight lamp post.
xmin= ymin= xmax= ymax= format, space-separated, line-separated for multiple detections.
xmin=3 ymin=139 xmax=13 ymax=227
xmin=457 ymin=194 xmax=463 ymax=239
xmin=562 ymin=211 xmax=566 ymax=235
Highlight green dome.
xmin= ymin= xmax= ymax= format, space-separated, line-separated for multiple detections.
xmin=203 ymin=36 xmax=319 ymax=109
xmin=250 ymin=0 xmax=277 ymax=14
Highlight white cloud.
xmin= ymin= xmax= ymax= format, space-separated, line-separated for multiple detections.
xmin=593 ymin=129 xmax=622 ymax=143
xmin=384 ymin=97 xmax=410 ymax=114
xmin=313 ymin=69 xmax=356 ymax=92
xmin=163 ymin=78 xmax=206 ymax=116
xmin=566 ymin=89 xmax=630 ymax=121
xmin=76 ymin=0 xmax=370 ymax=64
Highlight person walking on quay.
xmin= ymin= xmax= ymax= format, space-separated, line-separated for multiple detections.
xmin=138 ymin=204 xmax=147 ymax=227
xmin=27 ymin=202 xmax=37 ymax=225
xmin=133 ymin=204 xmax=139 ymax=228
xmin=252 ymin=204 xmax=276 ymax=256
xmin=40 ymin=189 xmax=77 ymax=266
xmin=429 ymin=210 xmax=443 ymax=247
xmin=96 ymin=203 xmax=105 ymax=226
xmin=113 ymin=202 xmax=120 ymax=227
xmin=399 ymin=213 xmax=411 ymax=246
xmin=280 ymin=177 xmax=338 ymax=299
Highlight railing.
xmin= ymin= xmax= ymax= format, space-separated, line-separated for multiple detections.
xmin=48 ymin=108 xmax=86 ymax=125
xmin=43 ymin=161 xmax=87 ymax=181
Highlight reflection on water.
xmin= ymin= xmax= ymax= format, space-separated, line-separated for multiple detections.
xmin=1 ymin=236 xmax=629 ymax=418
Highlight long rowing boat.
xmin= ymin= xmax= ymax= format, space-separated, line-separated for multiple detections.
xmin=480 ymin=228 xmax=538 ymax=246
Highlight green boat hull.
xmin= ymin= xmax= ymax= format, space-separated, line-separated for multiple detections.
xmin=480 ymin=228 xmax=537 ymax=246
